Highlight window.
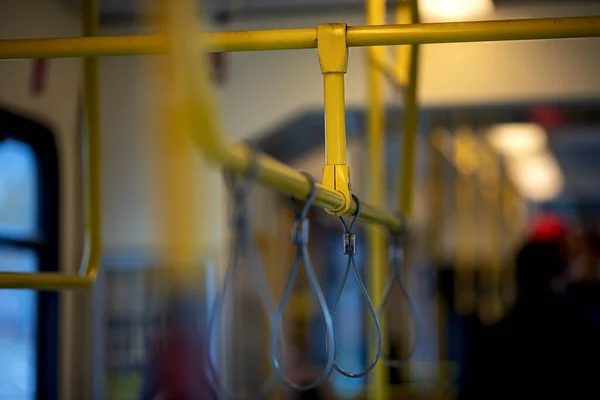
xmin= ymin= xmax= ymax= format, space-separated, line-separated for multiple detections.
xmin=0 ymin=108 xmax=60 ymax=400
xmin=0 ymin=140 xmax=38 ymax=399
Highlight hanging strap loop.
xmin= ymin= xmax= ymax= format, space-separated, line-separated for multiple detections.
xmin=331 ymin=194 xmax=383 ymax=378
xmin=379 ymin=223 xmax=420 ymax=367
xmin=205 ymin=149 xmax=279 ymax=400
xmin=270 ymin=172 xmax=336 ymax=391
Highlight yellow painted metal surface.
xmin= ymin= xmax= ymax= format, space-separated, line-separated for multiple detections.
xmin=318 ymin=23 xmax=352 ymax=216
xmin=394 ymin=0 xmax=420 ymax=386
xmin=321 ymin=164 xmax=352 ymax=215
xmin=346 ymin=16 xmax=600 ymax=47
xmin=154 ymin=0 xmax=203 ymax=288
xmin=397 ymin=0 xmax=420 ymax=217
xmin=476 ymin=136 xmax=503 ymax=325
xmin=454 ymin=127 xmax=478 ymax=315
xmin=426 ymin=134 xmax=448 ymax=383
xmin=1 ymin=16 xmax=600 ymax=60
xmin=0 ymin=0 xmax=102 ymax=289
xmin=501 ymin=173 xmax=526 ymax=307
xmin=322 ymin=73 xmax=347 ymax=166
xmin=365 ymin=0 xmax=388 ymax=398
xmin=200 ymin=142 xmax=403 ymax=230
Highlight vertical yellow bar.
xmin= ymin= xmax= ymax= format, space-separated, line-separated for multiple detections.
xmin=319 ymin=23 xmax=351 ymax=216
xmin=478 ymin=139 xmax=503 ymax=325
xmin=395 ymin=0 xmax=420 ymax=386
xmin=427 ymin=131 xmax=447 ymax=383
xmin=502 ymin=175 xmax=525 ymax=307
xmin=397 ymin=0 xmax=420 ymax=217
xmin=155 ymin=0 xmax=201 ymax=289
xmin=82 ymin=0 xmax=102 ymax=279
xmin=454 ymin=128 xmax=477 ymax=315
xmin=366 ymin=0 xmax=387 ymax=399
xmin=324 ymin=73 xmax=347 ymax=166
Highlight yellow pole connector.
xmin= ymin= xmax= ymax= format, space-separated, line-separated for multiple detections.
xmin=318 ymin=23 xmax=352 ymax=216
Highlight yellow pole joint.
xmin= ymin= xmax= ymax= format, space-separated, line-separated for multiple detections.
xmin=318 ymin=23 xmax=352 ymax=216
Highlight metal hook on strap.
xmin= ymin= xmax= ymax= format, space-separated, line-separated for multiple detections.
xmin=205 ymin=148 xmax=279 ymax=399
xmin=378 ymin=225 xmax=420 ymax=367
xmin=270 ymin=172 xmax=336 ymax=391
xmin=331 ymin=194 xmax=382 ymax=378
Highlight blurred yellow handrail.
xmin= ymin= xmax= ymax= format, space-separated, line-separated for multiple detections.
xmin=0 ymin=16 xmax=599 ymax=59
xmin=0 ymin=0 xmax=102 ymax=289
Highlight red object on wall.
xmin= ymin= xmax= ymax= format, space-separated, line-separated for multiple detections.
xmin=529 ymin=213 xmax=569 ymax=244
xmin=528 ymin=106 xmax=566 ymax=129
xmin=209 ymin=52 xmax=227 ymax=86
xmin=30 ymin=59 xmax=49 ymax=96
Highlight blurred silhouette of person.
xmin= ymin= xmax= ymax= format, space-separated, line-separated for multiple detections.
xmin=285 ymin=319 xmax=337 ymax=400
xmin=566 ymin=228 xmax=600 ymax=324
xmin=563 ymin=227 xmax=600 ymax=393
xmin=139 ymin=294 xmax=214 ymax=400
xmin=458 ymin=213 xmax=600 ymax=399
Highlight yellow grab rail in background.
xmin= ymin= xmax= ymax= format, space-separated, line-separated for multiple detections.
xmin=477 ymin=136 xmax=504 ymax=325
xmin=365 ymin=0 xmax=388 ymax=398
xmin=1 ymin=16 xmax=600 ymax=60
xmin=454 ymin=127 xmax=478 ymax=315
xmin=0 ymin=0 xmax=102 ymax=289
xmin=155 ymin=0 xmax=206 ymax=290
xmin=397 ymin=0 xmax=420 ymax=218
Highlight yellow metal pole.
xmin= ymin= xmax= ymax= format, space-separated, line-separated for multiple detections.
xmin=501 ymin=173 xmax=526 ymax=307
xmin=426 ymin=130 xmax=448 ymax=384
xmin=318 ymin=24 xmax=352 ymax=216
xmin=477 ymin=137 xmax=503 ymax=325
xmin=323 ymin=73 xmax=347 ymax=165
xmin=366 ymin=0 xmax=388 ymax=398
xmin=395 ymin=0 xmax=420 ymax=386
xmin=347 ymin=16 xmax=600 ymax=46
xmin=81 ymin=0 xmax=102 ymax=283
xmin=155 ymin=0 xmax=205 ymax=290
xmin=0 ymin=0 xmax=102 ymax=289
xmin=454 ymin=127 xmax=477 ymax=315
xmin=1 ymin=16 xmax=600 ymax=60
xmin=397 ymin=0 xmax=420 ymax=219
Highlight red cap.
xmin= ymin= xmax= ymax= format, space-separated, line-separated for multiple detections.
xmin=529 ymin=213 xmax=569 ymax=243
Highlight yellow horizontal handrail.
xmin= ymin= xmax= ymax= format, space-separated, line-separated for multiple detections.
xmin=346 ymin=15 xmax=600 ymax=46
xmin=197 ymin=142 xmax=403 ymax=231
xmin=0 ymin=0 xmax=102 ymax=289
xmin=0 ymin=16 xmax=599 ymax=59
